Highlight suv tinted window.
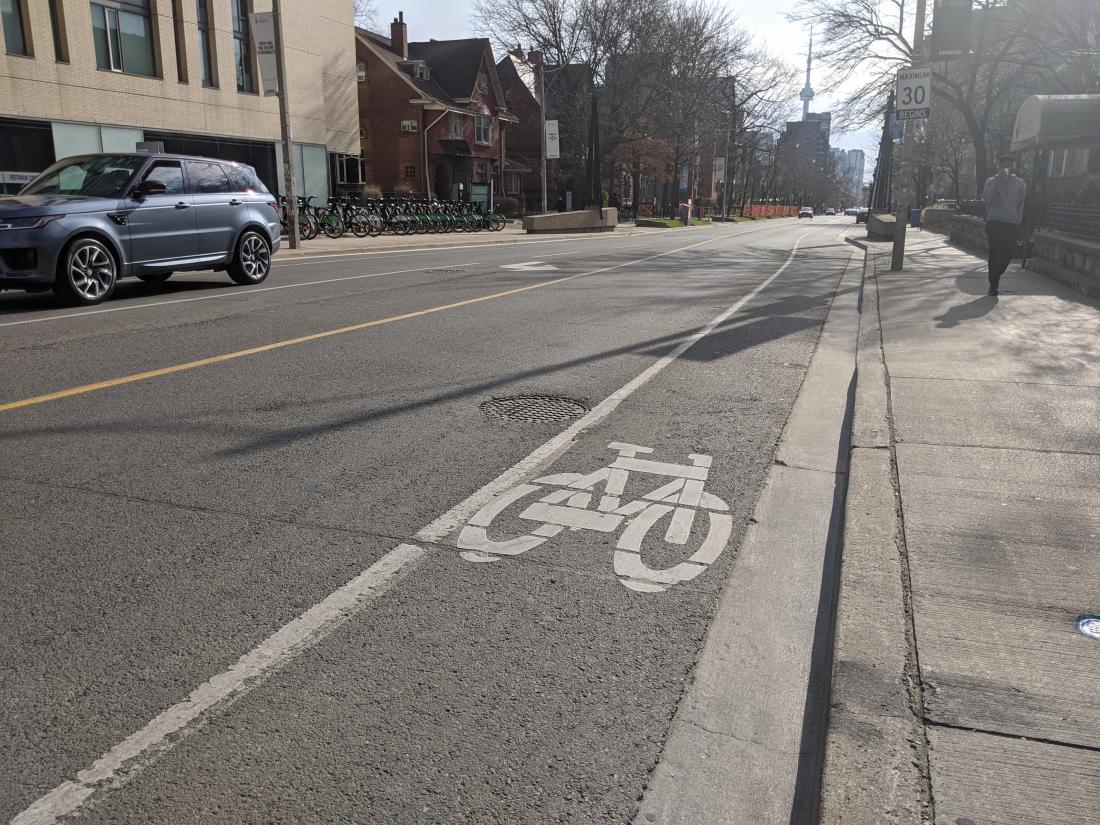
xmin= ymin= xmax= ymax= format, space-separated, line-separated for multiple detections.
xmin=185 ymin=160 xmax=233 ymax=194
xmin=224 ymin=163 xmax=267 ymax=194
xmin=141 ymin=161 xmax=185 ymax=195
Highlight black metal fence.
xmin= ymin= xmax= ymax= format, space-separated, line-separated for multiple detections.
xmin=1045 ymin=205 xmax=1100 ymax=243
xmin=958 ymin=200 xmax=985 ymax=218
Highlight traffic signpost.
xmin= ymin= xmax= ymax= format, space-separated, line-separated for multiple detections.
xmin=895 ymin=67 xmax=931 ymax=121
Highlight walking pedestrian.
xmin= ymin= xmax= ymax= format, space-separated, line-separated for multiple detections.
xmin=981 ymin=154 xmax=1027 ymax=296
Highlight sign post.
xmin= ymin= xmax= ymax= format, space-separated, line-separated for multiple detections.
xmin=894 ymin=67 xmax=931 ymax=121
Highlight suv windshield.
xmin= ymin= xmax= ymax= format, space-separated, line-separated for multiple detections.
xmin=19 ymin=155 xmax=147 ymax=199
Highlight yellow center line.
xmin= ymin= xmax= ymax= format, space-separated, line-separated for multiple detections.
xmin=1 ymin=233 xmax=732 ymax=414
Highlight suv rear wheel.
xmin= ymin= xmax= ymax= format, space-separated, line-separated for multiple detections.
xmin=55 ymin=237 xmax=117 ymax=306
xmin=228 ymin=230 xmax=272 ymax=285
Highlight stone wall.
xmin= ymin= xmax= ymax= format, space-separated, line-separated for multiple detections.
xmin=950 ymin=214 xmax=988 ymax=256
xmin=1028 ymin=231 xmax=1100 ymax=298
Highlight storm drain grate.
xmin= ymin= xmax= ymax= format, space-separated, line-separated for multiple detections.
xmin=481 ymin=394 xmax=589 ymax=423
xmin=427 ymin=268 xmax=465 ymax=273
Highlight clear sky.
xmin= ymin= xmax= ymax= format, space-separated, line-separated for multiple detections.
xmin=372 ymin=1 xmax=877 ymax=169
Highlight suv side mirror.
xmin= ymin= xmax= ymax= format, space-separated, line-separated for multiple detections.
xmin=133 ymin=179 xmax=168 ymax=198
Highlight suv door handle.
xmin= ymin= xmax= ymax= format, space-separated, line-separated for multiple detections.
xmin=175 ymin=202 xmax=191 ymax=209
xmin=229 ymin=199 xmax=242 ymax=206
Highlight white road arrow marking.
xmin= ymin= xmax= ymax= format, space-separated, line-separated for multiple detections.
xmin=500 ymin=261 xmax=560 ymax=271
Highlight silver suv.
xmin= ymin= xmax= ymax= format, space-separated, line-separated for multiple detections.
xmin=0 ymin=153 xmax=281 ymax=305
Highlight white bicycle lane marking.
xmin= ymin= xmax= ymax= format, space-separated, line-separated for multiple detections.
xmin=11 ymin=228 xmax=822 ymax=825
xmin=457 ymin=442 xmax=732 ymax=593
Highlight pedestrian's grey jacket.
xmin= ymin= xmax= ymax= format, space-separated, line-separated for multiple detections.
xmin=981 ymin=174 xmax=1027 ymax=225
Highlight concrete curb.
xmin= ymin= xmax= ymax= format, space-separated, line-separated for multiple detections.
xmin=271 ymin=228 xmax=651 ymax=260
xmin=818 ymin=246 xmax=930 ymax=824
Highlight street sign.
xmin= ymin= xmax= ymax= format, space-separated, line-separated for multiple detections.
xmin=713 ymin=156 xmax=726 ymax=184
xmin=249 ymin=13 xmax=279 ymax=96
xmin=895 ymin=67 xmax=931 ymax=120
xmin=545 ymin=120 xmax=560 ymax=160
xmin=931 ymin=0 xmax=973 ymax=59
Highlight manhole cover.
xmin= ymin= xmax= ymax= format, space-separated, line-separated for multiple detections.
xmin=481 ymin=394 xmax=588 ymax=423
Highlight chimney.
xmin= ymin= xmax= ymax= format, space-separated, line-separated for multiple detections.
xmin=390 ymin=11 xmax=408 ymax=60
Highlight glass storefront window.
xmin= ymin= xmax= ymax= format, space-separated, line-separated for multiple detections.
xmin=91 ymin=1 xmax=156 ymax=77
xmin=0 ymin=118 xmax=56 ymax=195
xmin=1 ymin=0 xmax=28 ymax=56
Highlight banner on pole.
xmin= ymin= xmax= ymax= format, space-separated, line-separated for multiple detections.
xmin=713 ymin=156 xmax=726 ymax=183
xmin=544 ymin=120 xmax=560 ymax=160
xmin=250 ymin=13 xmax=279 ymax=96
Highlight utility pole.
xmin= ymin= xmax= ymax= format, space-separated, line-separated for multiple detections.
xmin=272 ymin=0 xmax=299 ymax=248
xmin=724 ymin=76 xmax=736 ymax=219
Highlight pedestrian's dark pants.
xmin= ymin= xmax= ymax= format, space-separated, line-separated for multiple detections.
xmin=984 ymin=220 xmax=1018 ymax=291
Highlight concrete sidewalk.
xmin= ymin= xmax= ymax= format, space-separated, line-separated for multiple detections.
xmin=272 ymin=221 xmax=654 ymax=259
xmin=822 ymin=233 xmax=1100 ymax=824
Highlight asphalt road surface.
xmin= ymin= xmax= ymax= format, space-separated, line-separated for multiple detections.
xmin=1 ymin=217 xmax=856 ymax=824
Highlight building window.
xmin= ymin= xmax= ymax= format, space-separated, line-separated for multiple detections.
xmin=197 ymin=0 xmax=216 ymax=87
xmin=404 ymin=165 xmax=416 ymax=179
xmin=2 ymin=0 xmax=30 ymax=56
xmin=475 ymin=71 xmax=488 ymax=94
xmin=48 ymin=0 xmax=69 ymax=61
xmin=413 ymin=63 xmax=429 ymax=80
xmin=170 ymin=0 xmax=187 ymax=82
xmin=91 ymin=1 xmax=156 ymax=77
xmin=232 ymin=0 xmax=256 ymax=93
xmin=449 ymin=113 xmax=463 ymax=139
xmin=356 ymin=61 xmax=366 ymax=82
xmin=333 ymin=154 xmax=362 ymax=185
xmin=475 ymin=115 xmax=491 ymax=146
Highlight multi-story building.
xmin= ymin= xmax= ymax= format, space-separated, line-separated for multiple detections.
xmin=831 ymin=148 xmax=866 ymax=202
xmin=355 ymin=13 xmax=517 ymax=201
xmin=0 ymin=0 xmax=358 ymax=198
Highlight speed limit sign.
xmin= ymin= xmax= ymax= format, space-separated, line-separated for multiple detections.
xmin=895 ymin=67 xmax=931 ymax=120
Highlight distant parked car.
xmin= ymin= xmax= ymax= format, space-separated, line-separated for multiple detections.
xmin=825 ymin=207 xmax=836 ymax=215
xmin=844 ymin=207 xmax=859 ymax=216
xmin=798 ymin=207 xmax=814 ymax=219
xmin=0 ymin=152 xmax=281 ymax=305
xmin=856 ymin=207 xmax=870 ymax=224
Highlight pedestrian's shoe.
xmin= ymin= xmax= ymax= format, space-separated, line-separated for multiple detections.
xmin=987 ymin=287 xmax=998 ymax=296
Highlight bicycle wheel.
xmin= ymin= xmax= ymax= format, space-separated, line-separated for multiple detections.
xmin=490 ymin=214 xmax=506 ymax=232
xmin=299 ymin=214 xmax=317 ymax=240
xmin=348 ymin=209 xmax=369 ymax=238
xmin=321 ymin=212 xmax=345 ymax=239
xmin=366 ymin=214 xmax=384 ymax=237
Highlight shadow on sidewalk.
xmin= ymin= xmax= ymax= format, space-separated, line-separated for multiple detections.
xmin=933 ymin=295 xmax=999 ymax=328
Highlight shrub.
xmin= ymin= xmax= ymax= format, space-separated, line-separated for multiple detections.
xmin=497 ymin=196 xmax=523 ymax=217
xmin=361 ymin=184 xmax=383 ymax=200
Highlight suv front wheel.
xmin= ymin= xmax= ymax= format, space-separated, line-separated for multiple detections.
xmin=228 ymin=230 xmax=272 ymax=285
xmin=55 ymin=237 xmax=117 ymax=306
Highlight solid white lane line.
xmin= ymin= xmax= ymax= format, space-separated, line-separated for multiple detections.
xmin=0 ymin=265 xmax=476 ymax=329
xmin=12 ymin=228 xmax=821 ymax=825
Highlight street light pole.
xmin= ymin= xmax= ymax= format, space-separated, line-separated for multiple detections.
xmin=539 ymin=57 xmax=547 ymax=214
xmin=272 ymin=0 xmax=299 ymax=249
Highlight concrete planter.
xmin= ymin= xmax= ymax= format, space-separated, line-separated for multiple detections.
xmin=521 ymin=208 xmax=618 ymax=234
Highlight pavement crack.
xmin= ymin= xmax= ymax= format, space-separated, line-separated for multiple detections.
xmin=680 ymin=716 xmax=799 ymax=756
xmin=924 ymin=719 xmax=1100 ymax=755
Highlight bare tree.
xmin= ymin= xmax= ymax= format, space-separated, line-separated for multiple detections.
xmin=790 ymin=0 xmax=1039 ymax=188
xmin=354 ymin=0 xmax=377 ymax=29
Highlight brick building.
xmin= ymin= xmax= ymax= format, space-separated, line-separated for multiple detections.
xmin=0 ymin=0 xmax=359 ymax=198
xmin=355 ymin=14 xmax=517 ymax=201
xmin=495 ymin=50 xmax=542 ymax=210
